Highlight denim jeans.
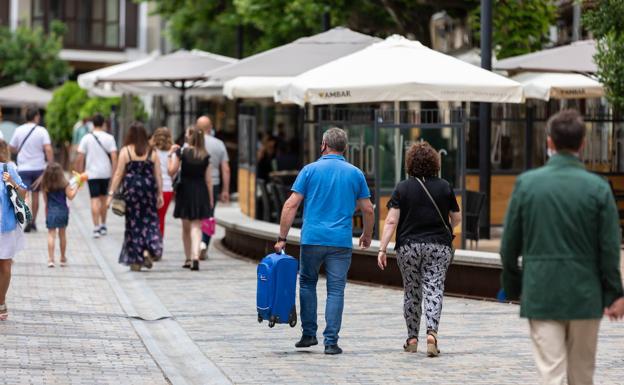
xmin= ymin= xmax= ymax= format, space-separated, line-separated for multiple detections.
xmin=299 ymin=245 xmax=352 ymax=346
xmin=201 ymin=185 xmax=221 ymax=245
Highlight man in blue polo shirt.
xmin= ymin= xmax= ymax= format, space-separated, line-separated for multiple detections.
xmin=275 ymin=127 xmax=374 ymax=355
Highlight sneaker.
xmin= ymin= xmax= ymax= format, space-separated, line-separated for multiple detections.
xmin=99 ymin=225 xmax=107 ymax=236
xmin=23 ymin=223 xmax=32 ymax=233
xmin=199 ymin=242 xmax=207 ymax=260
xmin=93 ymin=229 xmax=100 ymax=239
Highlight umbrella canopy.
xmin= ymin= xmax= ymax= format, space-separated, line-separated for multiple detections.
xmin=512 ymin=72 xmax=604 ymax=101
xmin=275 ymin=35 xmax=524 ymax=105
xmin=210 ymin=27 xmax=380 ymax=99
xmin=495 ymin=40 xmax=597 ymax=74
xmin=0 ymin=81 xmax=53 ymax=108
xmin=99 ymin=49 xmax=237 ymax=84
xmin=77 ymin=52 xmax=159 ymax=97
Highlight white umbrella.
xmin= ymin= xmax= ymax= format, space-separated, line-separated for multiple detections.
xmin=77 ymin=52 xmax=159 ymax=97
xmin=209 ymin=27 xmax=380 ymax=99
xmin=275 ymin=35 xmax=524 ymax=105
xmin=511 ymin=72 xmax=604 ymax=101
xmin=496 ymin=40 xmax=597 ymax=74
xmin=0 ymin=81 xmax=53 ymax=108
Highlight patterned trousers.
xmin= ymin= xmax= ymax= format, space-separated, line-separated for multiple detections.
xmin=396 ymin=241 xmax=452 ymax=340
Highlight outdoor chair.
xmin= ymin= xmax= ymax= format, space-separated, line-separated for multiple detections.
xmin=256 ymin=179 xmax=274 ymax=222
xmin=266 ymin=182 xmax=283 ymax=224
xmin=273 ymin=183 xmax=303 ymax=228
xmin=464 ymin=190 xmax=486 ymax=249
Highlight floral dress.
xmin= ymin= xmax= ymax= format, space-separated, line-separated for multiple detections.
xmin=118 ymin=150 xmax=163 ymax=266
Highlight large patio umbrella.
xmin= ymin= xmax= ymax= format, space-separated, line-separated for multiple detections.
xmin=275 ymin=35 xmax=524 ymax=105
xmin=511 ymin=72 xmax=603 ymax=101
xmin=96 ymin=50 xmax=237 ymax=130
xmin=495 ymin=40 xmax=597 ymax=75
xmin=0 ymin=81 xmax=53 ymax=108
xmin=77 ymin=52 xmax=159 ymax=97
xmin=209 ymin=27 xmax=381 ymax=99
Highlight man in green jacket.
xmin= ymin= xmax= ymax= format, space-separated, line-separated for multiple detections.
xmin=501 ymin=109 xmax=624 ymax=385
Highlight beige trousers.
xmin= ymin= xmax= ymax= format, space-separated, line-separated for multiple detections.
xmin=529 ymin=319 xmax=601 ymax=385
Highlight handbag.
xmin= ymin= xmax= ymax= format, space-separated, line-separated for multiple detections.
xmin=111 ymin=187 xmax=125 ymax=216
xmin=172 ymin=148 xmax=182 ymax=192
xmin=3 ymin=163 xmax=32 ymax=228
xmin=201 ymin=217 xmax=216 ymax=236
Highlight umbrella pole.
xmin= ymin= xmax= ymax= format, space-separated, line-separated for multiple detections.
xmin=180 ymin=84 xmax=186 ymax=134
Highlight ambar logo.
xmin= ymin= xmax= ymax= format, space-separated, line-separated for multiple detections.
xmin=318 ymin=90 xmax=352 ymax=98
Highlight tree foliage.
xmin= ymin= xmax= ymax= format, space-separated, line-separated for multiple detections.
xmin=585 ymin=0 xmax=624 ymax=110
xmin=145 ymin=0 xmax=477 ymax=57
xmin=471 ymin=0 xmax=557 ymax=60
xmin=46 ymin=81 xmax=89 ymax=143
xmin=47 ymin=82 xmax=148 ymax=143
xmin=0 ymin=21 xmax=70 ymax=88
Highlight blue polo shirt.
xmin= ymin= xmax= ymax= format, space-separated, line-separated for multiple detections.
xmin=291 ymin=154 xmax=370 ymax=248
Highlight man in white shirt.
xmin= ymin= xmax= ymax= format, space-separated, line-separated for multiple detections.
xmin=9 ymin=108 xmax=54 ymax=232
xmin=196 ymin=115 xmax=230 ymax=259
xmin=74 ymin=114 xmax=118 ymax=238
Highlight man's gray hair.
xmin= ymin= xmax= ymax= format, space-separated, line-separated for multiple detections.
xmin=322 ymin=127 xmax=348 ymax=153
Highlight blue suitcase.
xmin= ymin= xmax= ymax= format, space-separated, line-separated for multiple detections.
xmin=257 ymin=251 xmax=298 ymax=328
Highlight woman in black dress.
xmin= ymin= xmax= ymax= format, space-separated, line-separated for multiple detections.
xmin=168 ymin=127 xmax=214 ymax=271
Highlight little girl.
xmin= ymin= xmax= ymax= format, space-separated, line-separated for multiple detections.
xmin=41 ymin=163 xmax=79 ymax=267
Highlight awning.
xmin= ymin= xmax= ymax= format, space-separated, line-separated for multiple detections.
xmin=208 ymin=27 xmax=380 ymax=99
xmin=512 ymin=72 xmax=604 ymax=101
xmin=275 ymin=35 xmax=524 ymax=105
xmin=0 ymin=81 xmax=53 ymax=108
xmin=495 ymin=40 xmax=597 ymax=74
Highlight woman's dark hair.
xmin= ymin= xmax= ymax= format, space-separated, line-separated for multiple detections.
xmin=405 ymin=141 xmax=440 ymax=178
xmin=41 ymin=163 xmax=68 ymax=192
xmin=123 ymin=122 xmax=150 ymax=156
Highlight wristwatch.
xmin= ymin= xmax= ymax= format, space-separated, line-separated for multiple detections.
xmin=107 ymin=191 xmax=114 ymax=196
xmin=277 ymin=236 xmax=287 ymax=242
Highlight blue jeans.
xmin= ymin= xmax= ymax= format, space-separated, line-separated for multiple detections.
xmin=299 ymin=245 xmax=352 ymax=346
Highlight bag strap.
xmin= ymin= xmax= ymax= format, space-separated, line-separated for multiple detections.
xmin=414 ymin=177 xmax=453 ymax=237
xmin=90 ymin=132 xmax=112 ymax=162
xmin=17 ymin=124 xmax=38 ymax=154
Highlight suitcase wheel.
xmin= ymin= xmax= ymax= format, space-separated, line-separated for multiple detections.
xmin=268 ymin=315 xmax=277 ymax=328
xmin=257 ymin=315 xmax=263 ymax=323
xmin=288 ymin=306 xmax=297 ymax=328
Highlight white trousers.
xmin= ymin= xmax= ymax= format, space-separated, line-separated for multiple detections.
xmin=529 ymin=319 xmax=601 ymax=385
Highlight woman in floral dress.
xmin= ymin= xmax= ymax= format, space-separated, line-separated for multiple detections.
xmin=107 ymin=123 xmax=163 ymax=271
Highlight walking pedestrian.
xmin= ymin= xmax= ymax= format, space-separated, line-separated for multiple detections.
xmin=106 ymin=122 xmax=163 ymax=271
xmin=0 ymin=139 xmax=27 ymax=320
xmin=196 ymin=115 xmax=230 ymax=259
xmin=151 ymin=127 xmax=174 ymax=238
xmin=8 ymin=108 xmax=54 ymax=232
xmin=74 ymin=113 xmax=118 ymax=238
xmin=500 ymin=110 xmax=624 ymax=385
xmin=274 ymin=127 xmax=374 ymax=355
xmin=41 ymin=163 xmax=79 ymax=267
xmin=168 ymin=126 xmax=214 ymax=271
xmin=377 ymin=141 xmax=461 ymax=356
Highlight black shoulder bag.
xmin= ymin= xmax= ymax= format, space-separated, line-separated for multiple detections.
xmin=90 ymin=132 xmax=112 ymax=162
xmin=13 ymin=124 xmax=39 ymax=164
xmin=414 ymin=177 xmax=456 ymax=261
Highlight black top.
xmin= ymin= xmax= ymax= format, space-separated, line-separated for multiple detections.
xmin=178 ymin=148 xmax=210 ymax=180
xmin=387 ymin=177 xmax=460 ymax=248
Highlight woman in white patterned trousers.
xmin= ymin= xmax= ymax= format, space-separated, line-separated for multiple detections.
xmin=377 ymin=141 xmax=461 ymax=357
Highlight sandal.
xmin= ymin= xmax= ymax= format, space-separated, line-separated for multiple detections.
xmin=403 ymin=338 xmax=418 ymax=353
xmin=0 ymin=304 xmax=8 ymax=321
xmin=182 ymin=260 xmax=191 ymax=269
xmin=142 ymin=250 xmax=154 ymax=269
xmin=130 ymin=264 xmax=141 ymax=272
xmin=48 ymin=261 xmax=55 ymax=268
xmin=60 ymin=258 xmax=67 ymax=267
xmin=427 ymin=331 xmax=440 ymax=357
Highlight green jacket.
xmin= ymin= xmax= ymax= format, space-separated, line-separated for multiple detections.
xmin=500 ymin=153 xmax=623 ymax=319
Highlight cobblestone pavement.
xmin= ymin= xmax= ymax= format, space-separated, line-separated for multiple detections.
xmin=4 ymin=189 xmax=624 ymax=385
xmin=0 ymin=189 xmax=170 ymax=384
